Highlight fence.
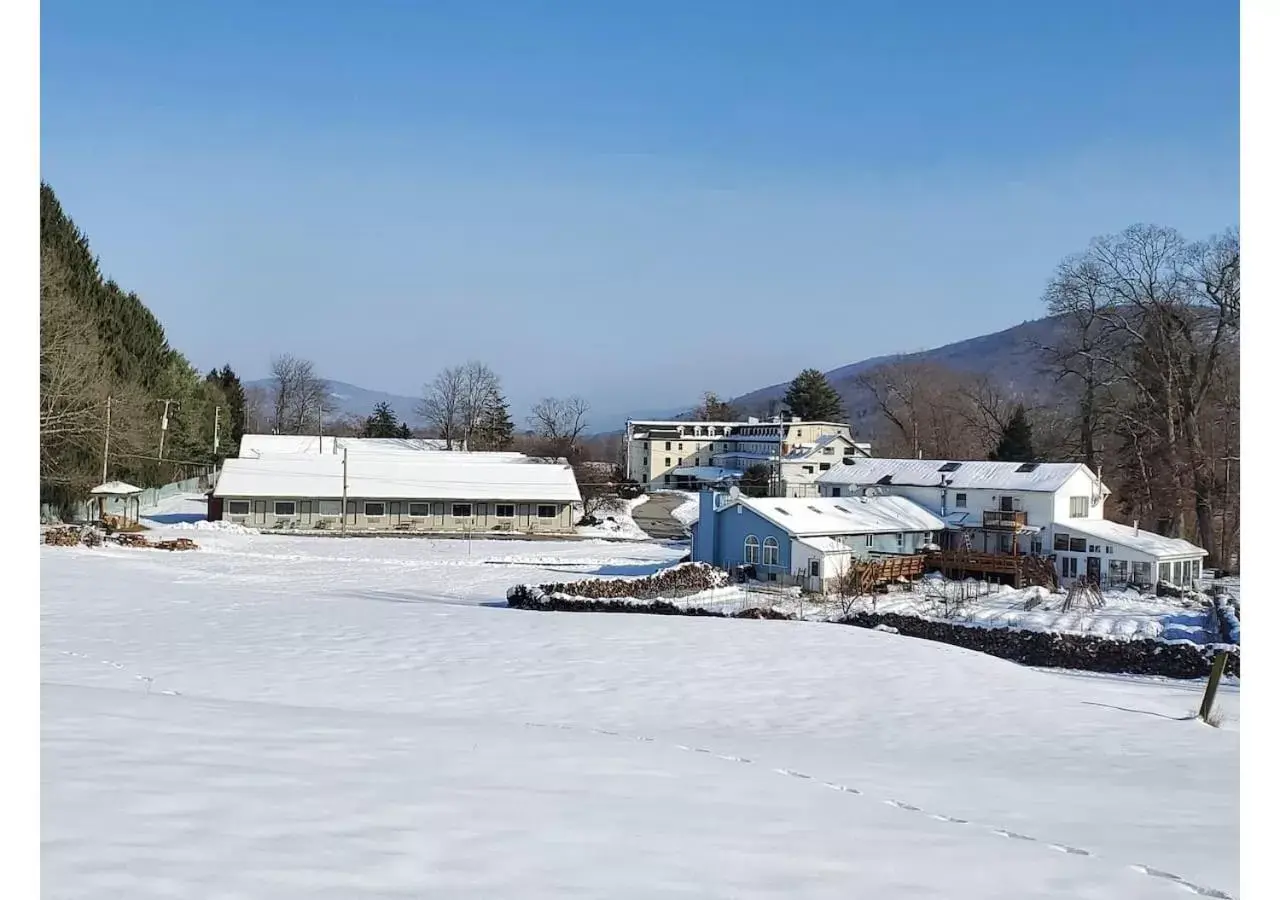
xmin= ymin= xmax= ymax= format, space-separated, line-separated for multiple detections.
xmin=67 ymin=469 xmax=219 ymax=522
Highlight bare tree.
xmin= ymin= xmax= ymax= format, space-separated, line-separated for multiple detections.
xmin=417 ymin=366 xmax=466 ymax=449
xmin=691 ymin=391 xmax=738 ymax=421
xmin=243 ymin=384 xmax=271 ymax=434
xmin=527 ymin=396 xmax=591 ymax=460
xmin=269 ymin=354 xmax=329 ymax=435
xmin=457 ymin=361 xmax=503 ymax=449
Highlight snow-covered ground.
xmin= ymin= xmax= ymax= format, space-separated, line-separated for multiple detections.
xmin=575 ymin=496 xmax=651 ymax=540
xmin=42 ymin=529 xmax=1238 ymax=898
xmin=667 ymin=490 xmax=700 ymax=527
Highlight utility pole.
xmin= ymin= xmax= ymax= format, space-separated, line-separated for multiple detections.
xmin=1219 ymin=455 xmax=1239 ymax=573
xmin=317 ymin=401 xmax=324 ymax=452
xmin=102 ymin=395 xmax=112 ymax=483
xmin=155 ymin=399 xmax=178 ymax=461
xmin=340 ymin=447 xmax=348 ymax=538
xmin=213 ymin=406 xmax=221 ymax=456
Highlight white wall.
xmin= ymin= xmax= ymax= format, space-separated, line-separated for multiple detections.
xmin=1051 ymin=470 xmax=1107 ymax=523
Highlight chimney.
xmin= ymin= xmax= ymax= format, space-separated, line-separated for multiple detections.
xmin=1133 ymin=519 xmax=1139 ymax=536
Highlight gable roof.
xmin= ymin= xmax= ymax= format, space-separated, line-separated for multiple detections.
xmin=782 ymin=433 xmax=858 ymax=461
xmin=214 ymin=454 xmax=581 ymax=503
xmin=816 ymin=457 xmax=1099 ymax=493
xmin=732 ymin=495 xmax=945 ymax=538
xmin=1058 ymin=518 xmax=1206 ymax=559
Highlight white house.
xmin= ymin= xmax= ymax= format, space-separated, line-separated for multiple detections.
xmin=236 ymin=434 xmax=501 ymax=457
xmin=213 ymin=452 xmax=582 ymax=534
xmin=816 ymin=458 xmax=1207 ymax=588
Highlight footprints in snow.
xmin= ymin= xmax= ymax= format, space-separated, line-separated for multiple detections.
xmin=524 ymin=718 xmax=1235 ymax=900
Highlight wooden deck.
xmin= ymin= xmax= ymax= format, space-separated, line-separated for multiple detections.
xmin=924 ymin=549 xmax=1059 ymax=589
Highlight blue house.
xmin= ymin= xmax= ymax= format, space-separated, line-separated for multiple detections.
xmin=691 ymin=490 xmax=945 ymax=593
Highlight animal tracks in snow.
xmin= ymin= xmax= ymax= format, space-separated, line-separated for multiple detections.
xmin=526 ymin=719 xmax=1235 ymax=900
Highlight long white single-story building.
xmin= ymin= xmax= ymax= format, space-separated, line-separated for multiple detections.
xmin=236 ymin=434 xmax=524 ymax=457
xmin=213 ymin=452 xmax=582 ymax=534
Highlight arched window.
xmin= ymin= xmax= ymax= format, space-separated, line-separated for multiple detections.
xmin=762 ymin=536 xmax=779 ymax=566
xmin=744 ymin=535 xmax=760 ymax=564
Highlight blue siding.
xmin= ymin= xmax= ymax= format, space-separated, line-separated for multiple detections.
xmin=707 ymin=503 xmax=794 ymax=575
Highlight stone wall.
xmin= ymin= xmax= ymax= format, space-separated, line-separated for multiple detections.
xmin=507 ymin=573 xmax=1240 ymax=679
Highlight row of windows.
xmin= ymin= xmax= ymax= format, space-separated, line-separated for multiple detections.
xmin=227 ymin=500 xmax=558 ymax=519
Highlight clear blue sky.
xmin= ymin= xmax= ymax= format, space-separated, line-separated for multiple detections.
xmin=41 ymin=0 xmax=1239 ymax=427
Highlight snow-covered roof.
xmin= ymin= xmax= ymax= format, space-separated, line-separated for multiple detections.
xmin=90 ymin=481 xmax=143 ymax=495
xmin=782 ymin=433 xmax=855 ymax=461
xmin=214 ymin=454 xmax=581 ymax=503
xmin=733 ymin=495 xmax=945 ymax=538
xmin=817 ymin=457 xmax=1101 ymax=494
xmin=672 ymin=466 xmax=744 ymax=480
xmin=1057 ymin=518 xmax=1206 ymax=560
xmin=237 ymin=435 xmax=458 ymax=457
xmin=796 ymin=536 xmax=853 ymax=554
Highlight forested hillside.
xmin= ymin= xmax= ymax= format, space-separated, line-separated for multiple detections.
xmin=39 ymin=183 xmax=247 ymax=510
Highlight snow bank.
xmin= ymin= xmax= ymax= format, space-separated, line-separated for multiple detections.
xmin=575 ymin=496 xmax=650 ymax=541
xmin=669 ymin=492 xmax=700 ymax=527
xmin=168 ymin=519 xmax=261 ymax=535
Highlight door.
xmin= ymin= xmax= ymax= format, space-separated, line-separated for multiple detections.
xmin=1086 ymin=556 xmax=1101 ymax=583
xmin=252 ymin=500 xmax=267 ymax=525
xmin=300 ymin=500 xmax=312 ymax=526
xmin=1000 ymin=495 xmax=1014 ymax=512
xmin=390 ymin=501 xmax=401 ymax=527
xmin=1060 ymin=555 xmax=1078 ymax=579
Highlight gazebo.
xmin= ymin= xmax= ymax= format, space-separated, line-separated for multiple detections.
xmin=89 ymin=481 xmax=143 ymax=529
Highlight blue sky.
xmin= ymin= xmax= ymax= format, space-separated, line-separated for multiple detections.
xmin=41 ymin=1 xmax=1239 ymax=426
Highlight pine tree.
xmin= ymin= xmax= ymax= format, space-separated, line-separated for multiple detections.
xmin=361 ymin=402 xmax=404 ymax=438
xmin=781 ymin=369 xmax=844 ymax=421
xmin=473 ymin=393 xmax=514 ymax=451
xmin=206 ymin=365 xmax=247 ymax=459
xmin=989 ymin=405 xmax=1037 ymax=462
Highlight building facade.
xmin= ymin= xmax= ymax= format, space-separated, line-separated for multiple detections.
xmin=624 ymin=417 xmax=868 ymax=491
xmin=816 ymin=458 xmax=1207 ymax=587
xmin=213 ymin=453 xmax=581 ymax=535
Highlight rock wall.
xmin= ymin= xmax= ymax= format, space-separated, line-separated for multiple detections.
xmin=507 ymin=577 xmax=1240 ymax=679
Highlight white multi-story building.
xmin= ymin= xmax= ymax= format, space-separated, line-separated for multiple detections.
xmin=815 ymin=458 xmax=1207 ymax=587
xmin=623 ymin=417 xmax=869 ymax=493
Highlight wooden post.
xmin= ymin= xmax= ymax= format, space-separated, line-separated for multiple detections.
xmin=1198 ymin=651 xmax=1229 ymax=723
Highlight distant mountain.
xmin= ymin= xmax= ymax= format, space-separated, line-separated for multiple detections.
xmin=245 ymin=379 xmax=424 ymax=427
xmin=728 ymin=315 xmax=1071 ymax=432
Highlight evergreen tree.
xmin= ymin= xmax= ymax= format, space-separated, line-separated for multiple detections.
xmin=206 ymin=365 xmax=247 ymax=459
xmin=741 ymin=464 xmax=773 ymax=498
xmin=361 ymin=401 xmax=404 ymax=438
xmin=472 ymin=392 xmax=514 ymax=451
xmin=989 ymin=405 xmax=1037 ymax=462
xmin=781 ymin=368 xmax=844 ymax=421
xmin=396 ymin=422 xmax=413 ymax=439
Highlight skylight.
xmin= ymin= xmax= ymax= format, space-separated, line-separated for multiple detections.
xmin=807 ymin=506 xmax=824 ymax=515
xmin=938 ymin=462 xmax=962 ymax=472
xmin=1016 ymin=462 xmax=1041 ymax=473
xmin=774 ymin=507 xmax=790 ymax=515
xmin=833 ymin=505 xmax=852 ymax=514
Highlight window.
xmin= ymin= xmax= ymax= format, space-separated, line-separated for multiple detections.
xmin=999 ymin=496 xmax=1014 ymax=512
xmin=954 ymin=493 xmax=967 ymax=508
xmin=347 ymin=501 xmax=357 ymax=516
xmin=537 ymin=505 xmax=557 ymax=519
xmin=642 ymin=456 xmax=648 ymax=465
xmin=809 ymin=559 xmax=820 ymax=578
xmin=227 ymin=500 xmax=250 ymax=516
xmin=452 ymin=503 xmax=473 ymax=518
xmin=1132 ymin=561 xmax=1152 ymax=585
xmin=896 ymin=533 xmax=904 ymax=549
xmin=317 ymin=499 xmax=342 ymax=516
xmin=865 ymin=534 xmax=874 ymax=548
xmin=831 ymin=487 xmax=842 ymax=498
xmin=1109 ymin=559 xmax=1128 ymax=581
xmin=823 ymin=446 xmax=834 ymax=455
xmin=408 ymin=502 xmax=431 ymax=518
xmin=274 ymin=501 xmax=296 ymax=517
xmin=1061 ymin=556 xmax=1078 ymax=578
xmin=803 ymin=465 xmax=813 ymax=474
xmin=819 ymin=463 xmax=831 ymax=471
xmin=762 ymin=537 xmax=779 ymax=566
xmin=665 ymin=457 xmax=672 ymax=466
xmin=364 ymin=502 xmax=386 ymax=518
xmin=678 ymin=443 xmax=684 ymax=450
xmin=1159 ymin=562 xmax=1171 ymax=584
xmin=1031 ymin=539 xmax=1043 ymax=556
xmin=1069 ymin=537 xmax=1087 ymax=553
xmin=695 ymin=458 xmax=701 ymax=467
xmin=665 ymin=441 xmax=672 ymax=450
xmin=495 ymin=504 xmax=515 ymax=518
xmin=1053 ymin=533 xmax=1069 ymax=552
xmin=1069 ymin=496 xmax=1088 ymax=518
xmin=744 ymin=535 xmax=760 ymax=564
xmin=1104 ymin=545 xmax=1113 ymax=554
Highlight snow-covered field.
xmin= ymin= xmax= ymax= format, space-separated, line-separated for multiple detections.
xmin=42 ymin=527 xmax=1238 ymax=898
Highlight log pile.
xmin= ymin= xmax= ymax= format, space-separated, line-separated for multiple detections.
xmin=42 ymin=527 xmax=198 ymax=552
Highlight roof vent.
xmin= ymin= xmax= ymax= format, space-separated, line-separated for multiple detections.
xmin=807 ymin=506 xmax=824 ymax=515
xmin=774 ymin=507 xmax=790 ymax=516
xmin=876 ymin=475 xmax=894 ymax=485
